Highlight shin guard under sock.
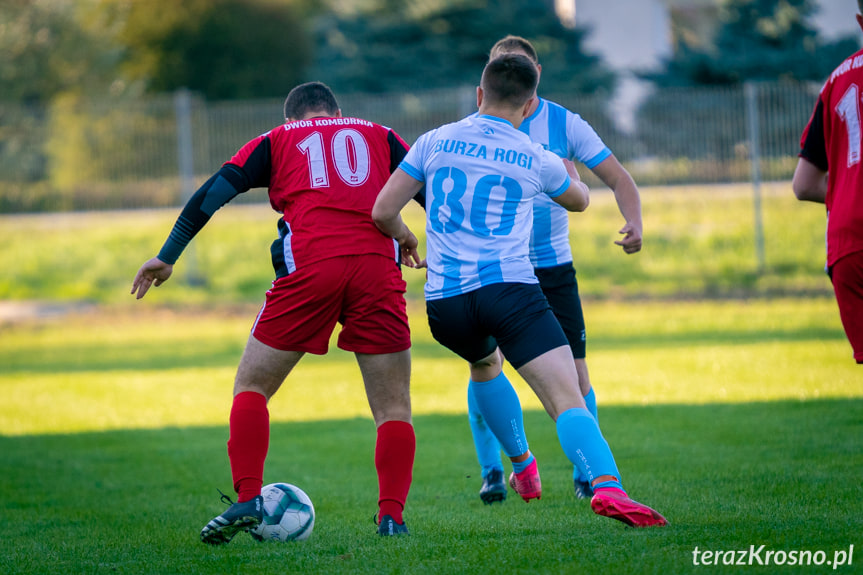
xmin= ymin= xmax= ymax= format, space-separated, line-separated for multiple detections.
xmin=469 ymin=372 xmax=529 ymax=458
xmin=227 ymin=391 xmax=269 ymax=502
xmin=376 ymin=420 xmax=415 ymax=523
xmin=556 ymin=407 xmax=621 ymax=487
xmin=467 ymin=383 xmax=504 ymax=474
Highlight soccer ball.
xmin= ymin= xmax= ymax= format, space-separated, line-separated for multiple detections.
xmin=250 ymin=482 xmax=315 ymax=542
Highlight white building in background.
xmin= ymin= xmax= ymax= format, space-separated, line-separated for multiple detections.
xmin=557 ymin=0 xmax=862 ymax=131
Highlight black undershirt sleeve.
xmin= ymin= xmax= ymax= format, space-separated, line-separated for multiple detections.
xmin=387 ymin=130 xmax=426 ymax=207
xmin=387 ymin=130 xmax=408 ymax=174
xmin=158 ymin=136 xmax=272 ymax=264
xmin=800 ymin=99 xmax=829 ymax=172
xmin=157 ymin=163 xmax=252 ymax=264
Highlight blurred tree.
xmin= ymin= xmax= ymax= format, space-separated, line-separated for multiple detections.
xmin=117 ymin=0 xmax=314 ymax=99
xmin=0 ymin=0 xmax=122 ymax=104
xmin=311 ymin=0 xmax=615 ymax=95
xmin=644 ymin=0 xmax=858 ymax=86
xmin=0 ymin=1 xmax=127 ymax=189
xmin=637 ymin=0 xmax=859 ymax=162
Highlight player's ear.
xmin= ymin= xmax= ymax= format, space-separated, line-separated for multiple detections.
xmin=522 ymin=96 xmax=535 ymax=118
xmin=335 ymin=109 xmax=343 ymax=118
xmin=476 ymin=86 xmax=483 ymax=109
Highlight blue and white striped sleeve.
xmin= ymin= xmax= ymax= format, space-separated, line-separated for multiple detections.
xmin=399 ymin=131 xmax=435 ymax=183
xmin=567 ymin=113 xmax=611 ymax=168
xmin=539 ymin=149 xmax=571 ymax=198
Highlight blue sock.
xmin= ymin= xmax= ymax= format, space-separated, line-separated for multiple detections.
xmin=512 ymin=453 xmax=535 ymax=474
xmin=556 ymin=407 xmax=621 ymax=487
xmin=469 ymin=372 xmax=529 ymax=458
xmin=593 ymin=479 xmax=624 ymax=491
xmin=584 ymin=388 xmax=598 ymax=423
xmin=574 ymin=388 xmax=599 ymax=482
xmin=467 ymin=383 xmax=503 ymax=477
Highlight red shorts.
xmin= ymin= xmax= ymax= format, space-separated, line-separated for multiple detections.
xmin=252 ymin=254 xmax=411 ymax=355
xmin=831 ymin=250 xmax=863 ymax=364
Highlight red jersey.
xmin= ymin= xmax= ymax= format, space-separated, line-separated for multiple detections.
xmin=229 ymin=117 xmax=410 ymax=275
xmin=800 ymin=47 xmax=863 ymax=267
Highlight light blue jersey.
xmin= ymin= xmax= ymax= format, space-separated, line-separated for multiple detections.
xmin=400 ymin=114 xmax=571 ymax=301
xmin=520 ymin=98 xmax=611 ymax=268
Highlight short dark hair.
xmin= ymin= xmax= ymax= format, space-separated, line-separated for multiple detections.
xmin=489 ymin=35 xmax=539 ymax=64
xmin=480 ymin=54 xmax=539 ymax=109
xmin=284 ymin=82 xmax=339 ymax=120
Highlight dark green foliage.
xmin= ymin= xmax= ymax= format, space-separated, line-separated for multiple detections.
xmin=311 ymin=0 xmax=616 ymax=95
xmin=0 ymin=0 xmax=121 ymax=104
xmin=636 ymin=0 xmax=858 ymax=160
xmin=118 ymin=0 xmax=313 ymax=100
xmin=644 ymin=0 xmax=859 ymax=87
xmin=0 ymin=103 xmax=48 ymax=183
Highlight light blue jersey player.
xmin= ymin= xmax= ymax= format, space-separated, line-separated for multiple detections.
xmin=525 ymin=98 xmax=612 ymax=267
xmin=466 ymin=35 xmax=646 ymax=505
xmin=401 ymin=114 xmax=571 ymax=300
xmin=373 ymin=53 xmax=667 ymax=528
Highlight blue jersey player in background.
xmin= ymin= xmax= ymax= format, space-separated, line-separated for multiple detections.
xmin=372 ymin=53 xmax=666 ymax=528
xmin=467 ymin=35 xmax=645 ymax=504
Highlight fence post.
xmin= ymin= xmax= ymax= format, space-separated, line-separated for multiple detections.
xmin=458 ymin=85 xmax=476 ymax=119
xmin=174 ymin=89 xmax=205 ymax=285
xmin=744 ymin=82 xmax=766 ymax=274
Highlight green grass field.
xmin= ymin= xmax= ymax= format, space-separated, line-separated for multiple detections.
xmin=0 ymin=182 xmax=835 ymax=305
xmin=1 ymin=298 xmax=861 ymax=574
xmin=1 ymin=185 xmax=861 ymax=573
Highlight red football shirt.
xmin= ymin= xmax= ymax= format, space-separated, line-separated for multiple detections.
xmin=228 ymin=117 xmax=409 ymax=272
xmin=800 ymin=47 xmax=863 ymax=267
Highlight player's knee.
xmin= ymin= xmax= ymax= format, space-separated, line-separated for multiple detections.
xmin=372 ymin=408 xmax=412 ymax=427
xmin=233 ymin=380 xmax=273 ymax=400
xmin=469 ymin=349 xmax=503 ymax=378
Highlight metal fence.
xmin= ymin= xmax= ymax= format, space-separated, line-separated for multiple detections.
xmin=0 ymin=81 xmax=820 ymax=213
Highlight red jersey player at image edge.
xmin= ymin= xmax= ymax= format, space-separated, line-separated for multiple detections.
xmin=792 ymin=2 xmax=863 ymax=365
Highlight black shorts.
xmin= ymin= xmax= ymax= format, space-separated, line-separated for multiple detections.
xmin=426 ymin=282 xmax=569 ymax=369
xmin=535 ymin=263 xmax=586 ymax=359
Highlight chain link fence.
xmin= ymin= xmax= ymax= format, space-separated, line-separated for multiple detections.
xmin=0 ymin=81 xmax=821 ymax=213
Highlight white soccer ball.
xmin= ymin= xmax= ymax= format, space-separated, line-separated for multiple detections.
xmin=250 ymin=482 xmax=315 ymax=542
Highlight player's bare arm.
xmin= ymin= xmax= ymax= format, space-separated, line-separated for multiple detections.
xmin=592 ymin=155 xmax=643 ymax=254
xmin=552 ymin=159 xmax=589 ymax=212
xmin=792 ymin=157 xmax=828 ymax=204
xmin=373 ymin=168 xmax=425 ymax=267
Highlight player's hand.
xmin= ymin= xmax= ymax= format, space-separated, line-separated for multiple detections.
xmin=131 ymin=257 xmax=174 ymax=300
xmin=401 ymin=245 xmax=424 ymax=268
xmin=614 ymin=221 xmax=642 ymax=254
xmin=396 ymin=225 xmax=424 ymax=268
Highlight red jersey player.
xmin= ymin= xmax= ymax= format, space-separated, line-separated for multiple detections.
xmin=132 ymin=82 xmax=420 ymax=540
xmin=793 ymin=2 xmax=863 ymax=365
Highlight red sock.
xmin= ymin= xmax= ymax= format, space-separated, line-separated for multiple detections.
xmin=375 ymin=420 xmax=415 ymax=524
xmin=227 ymin=391 xmax=269 ymax=502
